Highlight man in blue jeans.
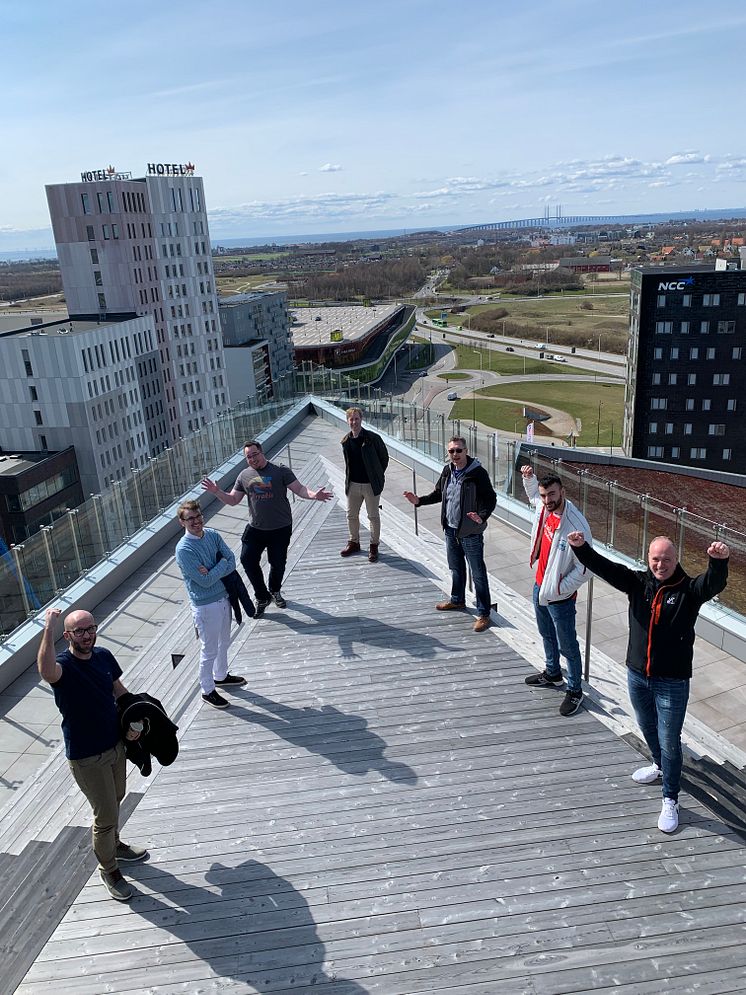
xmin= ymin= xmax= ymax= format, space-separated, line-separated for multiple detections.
xmin=568 ymin=531 xmax=729 ymax=834
xmin=404 ymin=436 xmax=496 ymax=633
xmin=521 ymin=465 xmax=592 ymax=716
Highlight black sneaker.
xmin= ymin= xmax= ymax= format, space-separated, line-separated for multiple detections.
xmin=202 ymin=689 xmax=229 ymax=709
xmin=116 ymin=842 xmax=149 ymax=863
xmin=100 ymin=868 xmax=133 ymax=902
xmin=525 ymin=670 xmax=564 ymax=688
xmin=271 ymin=592 xmax=287 ymax=609
xmin=559 ymin=691 xmax=584 ymax=716
xmin=255 ymin=597 xmax=271 ymax=616
xmin=215 ymin=674 xmax=247 ymax=687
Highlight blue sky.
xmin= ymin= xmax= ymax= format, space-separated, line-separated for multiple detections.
xmin=2 ymin=0 xmax=746 ymax=249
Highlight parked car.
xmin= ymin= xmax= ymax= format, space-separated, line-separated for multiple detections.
xmin=505 ymin=346 xmax=515 ymax=352
xmin=447 ymin=391 xmax=459 ymax=401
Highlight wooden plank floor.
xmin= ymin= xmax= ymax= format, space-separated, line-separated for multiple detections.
xmin=17 ymin=507 xmax=746 ymax=994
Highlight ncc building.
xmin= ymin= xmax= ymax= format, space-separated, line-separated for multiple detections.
xmin=624 ymin=265 xmax=745 ymax=473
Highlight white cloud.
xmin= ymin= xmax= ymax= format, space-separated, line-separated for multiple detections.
xmin=319 ymin=163 xmax=342 ymax=172
xmin=665 ymin=151 xmax=710 ymax=165
xmin=209 ymin=190 xmax=394 ymax=225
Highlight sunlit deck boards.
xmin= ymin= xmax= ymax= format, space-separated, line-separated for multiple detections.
xmin=16 ymin=506 xmax=746 ymax=994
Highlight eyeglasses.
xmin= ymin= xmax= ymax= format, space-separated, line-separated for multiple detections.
xmin=67 ymin=625 xmax=97 ymax=638
xmin=182 ymin=512 xmax=203 ymax=523
xmin=448 ymin=447 xmax=464 ymax=454
xmin=245 ymin=451 xmax=262 ymax=459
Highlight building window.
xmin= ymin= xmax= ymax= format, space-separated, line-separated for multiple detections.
xmin=682 ymin=295 xmax=691 ymax=307
xmin=733 ymin=347 xmax=742 ymax=360
xmin=657 ymin=294 xmax=666 ymax=307
xmin=97 ymin=192 xmax=105 ymax=212
xmin=670 ymin=347 xmax=679 ymax=359
xmin=684 ymin=423 xmax=692 ymax=435
xmin=34 ymin=409 xmax=43 ymax=425
xmin=690 ymin=448 xmax=707 ymax=459
xmin=29 ymin=385 xmax=38 ymax=400
xmin=652 ymin=373 xmax=661 ymax=385
xmin=22 ymin=348 xmax=33 ymax=376
xmin=738 ymin=293 xmax=746 ymax=305
xmin=90 ymin=247 xmax=99 ymax=265
xmin=699 ymin=321 xmax=709 ymax=334
xmin=103 ymin=224 xmax=111 ymax=240
xmin=40 ymin=434 xmax=47 ymax=450
xmin=680 ymin=321 xmax=690 ymax=334
xmin=702 ymin=399 xmax=711 ymax=410
xmin=107 ymin=191 xmax=116 ymax=212
xmin=713 ymin=373 xmax=730 ymax=385
xmin=650 ymin=398 xmax=667 ymax=410
xmin=703 ymin=294 xmax=720 ymax=306
xmin=98 ymin=292 xmax=107 ymax=309
xmin=86 ymin=225 xmax=95 ymax=240
xmin=727 ymin=398 xmax=738 ymax=411
xmin=708 ymin=424 xmax=726 ymax=436
xmin=648 ymin=422 xmax=658 ymax=434
xmin=717 ymin=320 xmax=735 ymax=334
xmin=655 ymin=321 xmax=673 ymax=334
xmin=689 ymin=348 xmax=699 ymax=359
xmin=112 ymin=224 xmax=119 ymax=239
xmin=81 ymin=192 xmax=91 ymax=214
xmin=647 ymin=446 xmax=664 ymax=458
xmin=687 ymin=374 xmax=697 ymax=385
xmin=654 ymin=348 xmax=663 ymax=360
xmin=668 ymin=374 xmax=677 ymax=385
xmin=94 ymin=270 xmax=103 ymax=286
xmin=671 ymin=447 xmax=680 ymax=458
xmin=723 ymin=449 xmax=732 ymax=460
xmin=664 ymin=423 xmax=674 ymax=434
xmin=706 ymin=348 xmax=716 ymax=359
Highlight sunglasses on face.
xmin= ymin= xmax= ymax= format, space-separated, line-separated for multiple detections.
xmin=448 ymin=448 xmax=464 ymax=454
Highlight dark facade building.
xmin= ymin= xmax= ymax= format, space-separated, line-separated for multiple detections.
xmin=624 ymin=265 xmax=745 ymax=473
xmin=0 ymin=447 xmax=83 ymax=545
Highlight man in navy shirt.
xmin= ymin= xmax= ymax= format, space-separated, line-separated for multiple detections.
xmin=38 ymin=607 xmax=149 ymax=901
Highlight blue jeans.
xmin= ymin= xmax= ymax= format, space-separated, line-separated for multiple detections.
xmin=532 ymin=584 xmax=582 ymax=694
xmin=444 ymin=527 xmax=491 ymax=618
xmin=627 ymin=668 xmax=689 ymax=801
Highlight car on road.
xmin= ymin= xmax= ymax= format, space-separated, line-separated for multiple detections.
xmin=447 ymin=391 xmax=458 ymax=401
xmin=419 ymin=371 xmax=427 ymax=377
xmin=551 ymin=354 xmax=567 ymax=363
xmin=505 ymin=346 xmax=514 ymax=352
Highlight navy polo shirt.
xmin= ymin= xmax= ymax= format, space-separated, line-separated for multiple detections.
xmin=52 ymin=647 xmax=122 ymax=760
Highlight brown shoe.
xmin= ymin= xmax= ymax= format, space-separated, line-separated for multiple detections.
xmin=368 ymin=543 xmax=379 ymax=563
xmin=340 ymin=541 xmax=361 ymax=557
xmin=473 ymin=615 xmax=490 ymax=633
xmin=435 ymin=601 xmax=467 ymax=611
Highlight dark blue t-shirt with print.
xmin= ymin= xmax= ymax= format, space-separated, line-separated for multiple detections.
xmin=52 ymin=646 xmax=122 ymax=760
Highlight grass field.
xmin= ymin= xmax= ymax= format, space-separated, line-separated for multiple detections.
xmin=453 ymin=379 xmax=624 ymax=445
xmin=216 ymin=251 xmax=289 ymax=263
xmin=436 ymin=372 xmax=471 ymax=381
xmin=216 ymin=275 xmax=281 ymax=294
xmin=452 ymin=343 xmax=592 ymax=378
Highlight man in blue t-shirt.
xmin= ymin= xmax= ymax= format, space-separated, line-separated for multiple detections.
xmin=38 ymin=607 xmax=149 ymax=902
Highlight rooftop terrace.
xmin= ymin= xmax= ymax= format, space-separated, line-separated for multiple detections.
xmin=0 ymin=407 xmax=745 ymax=993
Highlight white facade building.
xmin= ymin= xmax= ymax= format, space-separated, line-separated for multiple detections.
xmin=46 ymin=164 xmax=230 ymax=446
xmin=0 ymin=314 xmax=162 ymax=496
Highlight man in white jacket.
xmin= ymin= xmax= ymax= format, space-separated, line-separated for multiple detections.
xmin=521 ymin=465 xmax=592 ymax=716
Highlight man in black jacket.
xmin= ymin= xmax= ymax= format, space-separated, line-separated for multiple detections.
xmin=340 ymin=407 xmax=389 ymax=563
xmin=568 ymin=531 xmax=729 ymax=834
xmin=404 ymin=436 xmax=496 ymax=633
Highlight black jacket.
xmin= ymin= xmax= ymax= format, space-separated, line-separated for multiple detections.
xmin=221 ymin=568 xmax=255 ymax=624
xmin=573 ymin=542 xmax=728 ymax=679
xmin=116 ymin=691 xmax=179 ymax=777
xmin=418 ymin=457 xmax=497 ymax=538
xmin=341 ymin=427 xmax=389 ymax=497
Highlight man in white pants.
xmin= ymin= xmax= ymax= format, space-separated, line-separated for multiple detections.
xmin=175 ymin=500 xmax=246 ymax=709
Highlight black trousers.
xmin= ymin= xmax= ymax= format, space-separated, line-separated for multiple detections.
xmin=241 ymin=524 xmax=292 ymax=599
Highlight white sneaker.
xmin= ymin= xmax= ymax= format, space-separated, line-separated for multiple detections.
xmin=632 ymin=763 xmax=662 ymax=784
xmin=658 ymin=797 xmax=679 ymax=833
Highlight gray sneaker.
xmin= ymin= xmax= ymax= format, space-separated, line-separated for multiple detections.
xmin=100 ymin=868 xmax=133 ymax=902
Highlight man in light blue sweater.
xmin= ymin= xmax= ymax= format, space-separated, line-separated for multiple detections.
xmin=175 ymin=499 xmax=246 ymax=709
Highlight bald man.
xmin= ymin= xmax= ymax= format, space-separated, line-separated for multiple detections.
xmin=38 ymin=607 xmax=149 ymax=901
xmin=567 ymin=533 xmax=729 ymax=834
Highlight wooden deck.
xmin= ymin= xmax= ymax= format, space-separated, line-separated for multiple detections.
xmin=12 ymin=487 xmax=746 ymax=993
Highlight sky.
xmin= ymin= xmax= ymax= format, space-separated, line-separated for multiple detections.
xmin=2 ymin=0 xmax=746 ymax=250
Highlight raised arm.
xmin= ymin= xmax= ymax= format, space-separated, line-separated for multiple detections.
xmin=567 ymin=532 xmax=638 ymax=595
xmin=691 ymin=541 xmax=729 ymax=602
xmin=202 ymin=477 xmax=245 ymax=507
xmin=287 ymin=480 xmax=333 ymax=502
xmin=37 ymin=608 xmax=63 ymax=685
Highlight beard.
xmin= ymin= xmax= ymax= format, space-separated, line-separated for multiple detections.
xmin=69 ymin=634 xmax=97 ymax=655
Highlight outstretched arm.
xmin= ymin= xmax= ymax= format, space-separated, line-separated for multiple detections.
xmin=37 ymin=608 xmax=63 ymax=685
xmin=288 ymin=480 xmax=333 ymax=501
xmin=202 ymin=478 xmax=244 ymax=507
xmin=567 ymin=532 xmax=638 ymax=595
xmin=691 ymin=541 xmax=729 ymax=602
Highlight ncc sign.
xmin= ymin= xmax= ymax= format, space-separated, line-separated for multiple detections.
xmin=658 ymin=278 xmax=695 ymax=291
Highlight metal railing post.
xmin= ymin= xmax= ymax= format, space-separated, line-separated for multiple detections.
xmin=583 ymin=577 xmax=593 ymax=682
xmin=609 ymin=480 xmax=617 ymax=548
xmin=412 ymin=468 xmax=419 ymax=537
xmin=11 ymin=544 xmax=32 ymax=616
xmin=640 ymin=494 xmax=650 ymax=562
xmin=67 ymin=508 xmax=83 ymax=577
xmin=40 ymin=525 xmax=58 ymax=593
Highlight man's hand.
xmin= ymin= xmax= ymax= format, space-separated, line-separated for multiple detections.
xmin=466 ymin=512 xmax=483 ymax=524
xmin=567 ymin=530 xmax=586 ymax=548
xmin=708 ymin=541 xmax=730 ymax=559
xmin=197 ymin=565 xmax=209 ymax=575
xmin=44 ymin=607 xmax=62 ymax=629
xmin=312 ymin=487 xmax=333 ymax=502
xmin=125 ymin=728 xmax=141 ymax=741
xmin=202 ymin=478 xmax=218 ymax=493
xmin=520 ymin=464 xmax=534 ymax=479
xmin=403 ymin=490 xmax=420 ymax=507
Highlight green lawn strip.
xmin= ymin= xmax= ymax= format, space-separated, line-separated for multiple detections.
xmin=450 ymin=397 xmax=543 ymax=435
xmin=437 ymin=372 xmax=471 ymax=381
xmin=453 ymin=343 xmax=590 ymax=377
xmin=477 ymin=380 xmax=624 ymax=445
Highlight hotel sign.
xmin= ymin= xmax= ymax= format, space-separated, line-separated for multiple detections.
xmin=80 ymin=166 xmax=132 ymax=182
xmin=147 ymin=162 xmax=196 ymax=176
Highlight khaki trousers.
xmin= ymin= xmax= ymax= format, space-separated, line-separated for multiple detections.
xmin=69 ymin=740 xmax=126 ymax=872
xmin=346 ymin=481 xmax=381 ymax=544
